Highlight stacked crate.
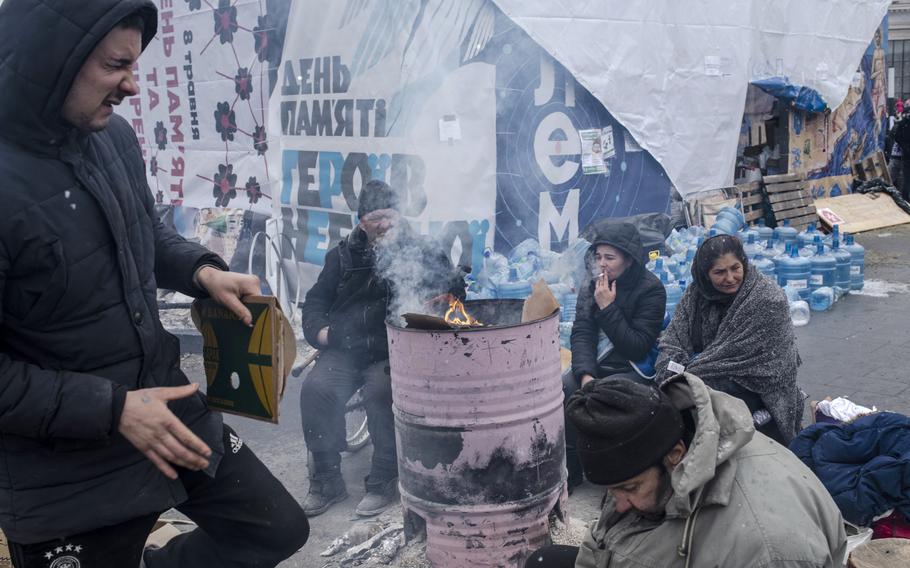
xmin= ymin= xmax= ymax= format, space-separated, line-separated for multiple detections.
xmin=763 ymin=173 xmax=816 ymax=230
xmin=734 ymin=180 xmax=765 ymax=226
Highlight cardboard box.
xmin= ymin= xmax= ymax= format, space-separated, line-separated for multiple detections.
xmin=191 ymin=296 xmax=295 ymax=423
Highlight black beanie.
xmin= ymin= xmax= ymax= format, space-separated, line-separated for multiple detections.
xmin=357 ymin=180 xmax=400 ymax=218
xmin=566 ymin=379 xmax=685 ymax=485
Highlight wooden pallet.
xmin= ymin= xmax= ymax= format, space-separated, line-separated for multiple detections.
xmin=762 ymin=174 xmax=816 ymax=230
xmin=733 ymin=180 xmax=765 ymax=224
xmin=851 ymin=150 xmax=892 ymax=186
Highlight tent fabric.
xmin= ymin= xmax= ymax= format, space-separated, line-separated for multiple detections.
xmin=490 ymin=0 xmax=891 ymax=197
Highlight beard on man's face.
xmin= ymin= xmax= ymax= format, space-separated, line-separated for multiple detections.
xmin=638 ymin=466 xmax=673 ymax=521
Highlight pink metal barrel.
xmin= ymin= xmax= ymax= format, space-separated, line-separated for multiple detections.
xmin=387 ymin=300 xmax=567 ymax=568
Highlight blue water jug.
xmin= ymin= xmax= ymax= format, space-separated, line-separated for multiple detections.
xmin=771 ymin=241 xmax=792 ymax=275
xmin=809 ymin=243 xmax=836 ymax=291
xmin=773 ymin=219 xmax=799 ymax=246
xmin=844 ymin=234 xmax=865 ymax=291
xmin=798 ymin=222 xmax=821 ymax=248
xmin=752 ymin=253 xmax=776 ymax=281
xmin=830 ymin=238 xmax=852 ymax=292
xmin=742 ymin=233 xmax=763 ymax=259
xmin=754 ymin=218 xmax=774 ymax=241
xmin=777 ymin=246 xmax=812 ymax=300
xmin=823 ymin=224 xmax=840 ymax=246
xmin=738 ymin=228 xmax=759 ymax=244
xmin=809 ymin=287 xmax=835 ymax=312
xmin=663 ymin=272 xmax=683 ymax=322
xmin=712 ymin=207 xmax=745 ymax=236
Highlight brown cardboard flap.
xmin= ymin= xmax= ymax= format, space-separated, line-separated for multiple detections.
xmin=191 ymin=296 xmax=295 ymax=424
xmin=522 ymin=279 xmax=560 ymax=322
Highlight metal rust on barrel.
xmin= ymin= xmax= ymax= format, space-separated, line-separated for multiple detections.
xmin=387 ymin=299 xmax=567 ymax=568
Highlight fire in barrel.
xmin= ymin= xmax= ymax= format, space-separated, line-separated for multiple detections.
xmin=388 ymin=298 xmax=566 ymax=568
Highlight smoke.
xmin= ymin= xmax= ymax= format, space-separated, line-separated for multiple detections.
xmin=373 ymin=222 xmax=460 ymax=324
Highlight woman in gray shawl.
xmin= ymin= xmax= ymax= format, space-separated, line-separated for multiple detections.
xmin=656 ymin=235 xmax=802 ymax=444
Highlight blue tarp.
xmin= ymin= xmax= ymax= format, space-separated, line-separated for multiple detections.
xmin=752 ymin=77 xmax=828 ymax=113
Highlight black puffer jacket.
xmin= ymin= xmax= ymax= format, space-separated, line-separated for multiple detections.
xmin=570 ymin=222 xmax=666 ymax=380
xmin=301 ymin=225 xmax=464 ymax=364
xmin=0 ymin=0 xmax=226 ymax=544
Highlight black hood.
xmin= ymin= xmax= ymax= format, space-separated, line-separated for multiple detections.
xmin=0 ymin=0 xmax=157 ymax=151
xmin=585 ymin=221 xmax=645 ymax=267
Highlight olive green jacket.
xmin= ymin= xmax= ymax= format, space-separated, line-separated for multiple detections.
xmin=576 ymin=373 xmax=846 ymax=568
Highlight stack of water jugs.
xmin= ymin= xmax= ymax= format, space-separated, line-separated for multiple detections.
xmin=650 ymin=208 xmax=865 ymax=328
xmin=468 ymin=207 xmax=866 ymax=343
xmin=467 ymin=237 xmax=590 ymax=349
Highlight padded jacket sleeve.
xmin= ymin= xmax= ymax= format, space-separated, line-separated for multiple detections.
xmin=0 ymin=239 xmax=125 ymax=440
xmin=300 ymin=246 xmax=342 ymax=348
xmin=594 ymin=280 xmax=666 ymax=361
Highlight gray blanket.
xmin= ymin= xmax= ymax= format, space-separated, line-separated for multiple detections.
xmin=656 ymin=269 xmax=803 ymax=442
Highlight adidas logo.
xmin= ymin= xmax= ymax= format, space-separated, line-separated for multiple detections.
xmin=230 ymin=433 xmax=244 ymax=454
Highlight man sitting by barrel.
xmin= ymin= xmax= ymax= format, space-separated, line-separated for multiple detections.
xmin=299 ymin=180 xmax=465 ymax=517
xmin=526 ymin=374 xmax=846 ymax=568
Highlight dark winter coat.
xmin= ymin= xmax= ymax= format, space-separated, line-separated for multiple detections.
xmin=0 ymin=0 xmax=226 ymax=544
xmin=791 ymin=412 xmax=910 ymax=527
xmin=300 ymin=225 xmax=463 ymax=365
xmin=570 ymin=222 xmax=666 ymax=380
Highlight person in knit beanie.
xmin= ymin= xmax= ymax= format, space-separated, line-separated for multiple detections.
xmin=525 ymin=374 xmax=847 ymax=568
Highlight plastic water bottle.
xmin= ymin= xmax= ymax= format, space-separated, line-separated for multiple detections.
xmin=809 ymin=243 xmax=836 ymax=291
xmin=558 ymin=322 xmax=573 ymax=349
xmin=773 ymin=219 xmax=799 ymax=246
xmin=797 ymin=242 xmax=816 ymax=258
xmin=797 ymin=222 xmax=821 ymax=248
xmin=809 ymin=287 xmax=835 ymax=311
xmin=479 ymin=248 xmax=509 ymax=290
xmin=742 ymin=233 xmax=763 ymax=259
xmin=830 ymin=238 xmax=852 ymax=292
xmin=712 ymin=207 xmax=746 ymax=236
xmin=789 ymin=300 xmax=811 ymax=327
xmin=771 ymin=241 xmax=792 ymax=277
xmin=737 ymin=226 xmax=759 ymax=244
xmin=496 ymin=278 xmax=532 ymax=299
xmin=646 ymin=256 xmax=664 ymax=273
xmin=754 ymin=218 xmax=774 ymax=242
xmin=560 ymin=293 xmax=578 ymax=322
xmin=752 ymin=253 xmax=776 ymax=281
xmin=513 ymin=250 xmax=541 ymax=280
xmin=663 ymin=272 xmax=683 ymax=322
xmin=782 ymin=284 xmax=801 ymax=303
xmin=823 ymin=224 xmax=840 ymax=247
xmin=844 ymin=234 xmax=865 ymax=291
xmin=777 ymin=245 xmax=812 ymax=300
xmin=508 ymin=238 xmax=540 ymax=264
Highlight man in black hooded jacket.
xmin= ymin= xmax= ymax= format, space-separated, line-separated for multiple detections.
xmin=0 ymin=1 xmax=307 ymax=566
xmin=299 ymin=179 xmax=466 ymax=518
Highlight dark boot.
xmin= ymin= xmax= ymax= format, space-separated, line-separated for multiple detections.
xmin=303 ymin=453 xmax=348 ymax=517
xmin=303 ymin=476 xmax=347 ymax=516
xmin=355 ymin=475 xmax=398 ymax=517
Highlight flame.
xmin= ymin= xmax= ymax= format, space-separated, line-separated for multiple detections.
xmin=444 ymin=298 xmax=483 ymax=327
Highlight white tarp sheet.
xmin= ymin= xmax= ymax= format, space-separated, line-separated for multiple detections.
xmin=491 ymin=0 xmax=891 ymax=197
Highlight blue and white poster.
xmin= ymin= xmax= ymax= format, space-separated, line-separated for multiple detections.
xmin=271 ymin=0 xmax=672 ymax=283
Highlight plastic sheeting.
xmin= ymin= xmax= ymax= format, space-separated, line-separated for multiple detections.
xmin=491 ymin=0 xmax=891 ymax=198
